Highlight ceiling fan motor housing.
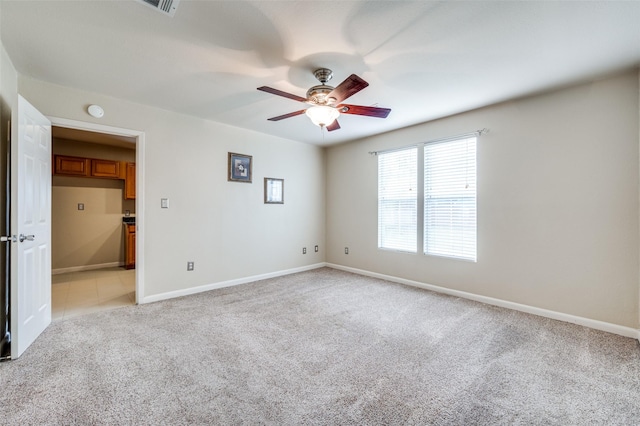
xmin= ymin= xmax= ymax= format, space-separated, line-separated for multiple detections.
xmin=306 ymin=85 xmax=335 ymax=105
xmin=306 ymin=68 xmax=338 ymax=105
xmin=313 ymin=68 xmax=333 ymax=84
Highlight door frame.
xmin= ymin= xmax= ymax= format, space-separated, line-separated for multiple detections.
xmin=48 ymin=117 xmax=145 ymax=303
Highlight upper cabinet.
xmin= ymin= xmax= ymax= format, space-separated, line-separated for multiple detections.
xmin=54 ymin=155 xmax=90 ymax=177
xmin=91 ymin=158 xmax=120 ymax=178
xmin=54 ymin=155 xmax=121 ymax=178
xmin=53 ymin=155 xmax=136 ymax=200
xmin=124 ymin=162 xmax=136 ymax=200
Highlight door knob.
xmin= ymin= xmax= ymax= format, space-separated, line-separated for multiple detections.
xmin=19 ymin=234 xmax=35 ymax=242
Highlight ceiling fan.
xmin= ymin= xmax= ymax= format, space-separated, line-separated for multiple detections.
xmin=257 ymin=68 xmax=391 ymax=132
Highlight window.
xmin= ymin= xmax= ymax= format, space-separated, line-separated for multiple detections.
xmin=377 ymin=148 xmax=417 ymax=252
xmin=377 ymin=136 xmax=477 ymax=261
xmin=424 ymin=137 xmax=476 ymax=261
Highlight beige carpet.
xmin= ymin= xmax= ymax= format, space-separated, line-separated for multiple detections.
xmin=1 ymin=267 xmax=639 ymax=425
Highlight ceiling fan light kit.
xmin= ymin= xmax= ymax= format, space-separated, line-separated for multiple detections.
xmin=257 ymin=68 xmax=391 ymax=132
xmin=305 ymin=105 xmax=340 ymax=127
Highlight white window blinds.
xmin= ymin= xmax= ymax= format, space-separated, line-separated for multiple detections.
xmin=378 ymin=148 xmax=417 ymax=252
xmin=424 ymin=137 xmax=476 ymax=261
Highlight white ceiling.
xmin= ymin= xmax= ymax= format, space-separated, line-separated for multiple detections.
xmin=2 ymin=1 xmax=639 ymax=147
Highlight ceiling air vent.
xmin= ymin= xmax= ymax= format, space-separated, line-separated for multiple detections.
xmin=137 ymin=0 xmax=180 ymax=17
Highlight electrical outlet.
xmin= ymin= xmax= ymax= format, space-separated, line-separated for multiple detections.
xmin=315 ymin=245 xmax=319 ymax=252
xmin=345 ymin=247 xmax=349 ymax=255
xmin=78 ymin=203 xmax=84 ymax=211
xmin=187 ymin=261 xmax=194 ymax=271
xmin=302 ymin=247 xmax=307 ymax=254
xmin=161 ymin=198 xmax=169 ymax=209
xmin=124 ymin=210 xmax=130 ymax=217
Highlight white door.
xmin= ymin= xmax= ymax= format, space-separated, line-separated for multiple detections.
xmin=10 ymin=95 xmax=51 ymax=358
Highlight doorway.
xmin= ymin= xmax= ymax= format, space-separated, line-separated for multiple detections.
xmin=48 ymin=117 xmax=144 ymax=319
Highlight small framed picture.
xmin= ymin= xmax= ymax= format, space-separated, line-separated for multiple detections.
xmin=264 ymin=178 xmax=284 ymax=204
xmin=228 ymin=152 xmax=252 ymax=183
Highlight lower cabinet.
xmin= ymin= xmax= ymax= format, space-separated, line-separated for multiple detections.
xmin=125 ymin=224 xmax=136 ymax=270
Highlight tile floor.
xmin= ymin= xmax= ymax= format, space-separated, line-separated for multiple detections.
xmin=52 ymin=267 xmax=135 ymax=321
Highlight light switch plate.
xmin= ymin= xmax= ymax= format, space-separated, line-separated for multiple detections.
xmin=161 ymin=198 xmax=169 ymax=209
xmin=78 ymin=203 xmax=84 ymax=211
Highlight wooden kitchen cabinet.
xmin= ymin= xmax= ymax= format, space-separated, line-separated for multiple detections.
xmin=125 ymin=223 xmax=136 ymax=270
xmin=54 ymin=155 xmax=90 ymax=176
xmin=54 ymin=156 xmax=135 ymax=199
xmin=91 ymin=158 xmax=120 ymax=178
xmin=124 ymin=162 xmax=136 ymax=200
xmin=54 ymin=155 xmax=135 ymax=200
xmin=54 ymin=155 xmax=122 ymax=179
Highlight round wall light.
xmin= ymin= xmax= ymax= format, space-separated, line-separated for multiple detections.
xmin=87 ymin=104 xmax=104 ymax=118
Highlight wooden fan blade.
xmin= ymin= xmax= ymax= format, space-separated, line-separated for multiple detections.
xmin=326 ymin=120 xmax=341 ymax=132
xmin=267 ymin=110 xmax=307 ymax=121
xmin=338 ymin=104 xmax=391 ymax=118
xmin=326 ymin=74 xmax=369 ymax=104
xmin=257 ymin=86 xmax=308 ymax=103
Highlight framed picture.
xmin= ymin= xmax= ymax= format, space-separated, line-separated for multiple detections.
xmin=264 ymin=178 xmax=284 ymax=204
xmin=228 ymin=152 xmax=252 ymax=183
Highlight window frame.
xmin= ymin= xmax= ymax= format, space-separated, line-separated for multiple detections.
xmin=423 ymin=136 xmax=477 ymax=261
xmin=377 ymin=147 xmax=418 ymax=253
xmin=376 ymin=134 xmax=477 ymax=262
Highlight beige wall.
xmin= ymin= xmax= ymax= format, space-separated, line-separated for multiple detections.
xmin=326 ymin=70 xmax=640 ymax=329
xmin=18 ymin=76 xmax=326 ymax=298
xmin=0 ymin=40 xmax=15 ymax=251
xmin=52 ymin=139 xmax=136 ymax=270
xmin=0 ymin=39 xmax=17 ymax=234
xmin=52 ymin=183 xmax=129 ymax=270
xmin=10 ymin=56 xmax=640 ymax=330
xmin=54 ymin=138 xmax=136 ymax=162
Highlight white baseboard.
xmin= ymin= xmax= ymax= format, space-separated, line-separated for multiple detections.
xmin=326 ymin=263 xmax=640 ymax=341
xmin=52 ymin=262 xmax=124 ymax=275
xmin=141 ymin=263 xmax=327 ymax=304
